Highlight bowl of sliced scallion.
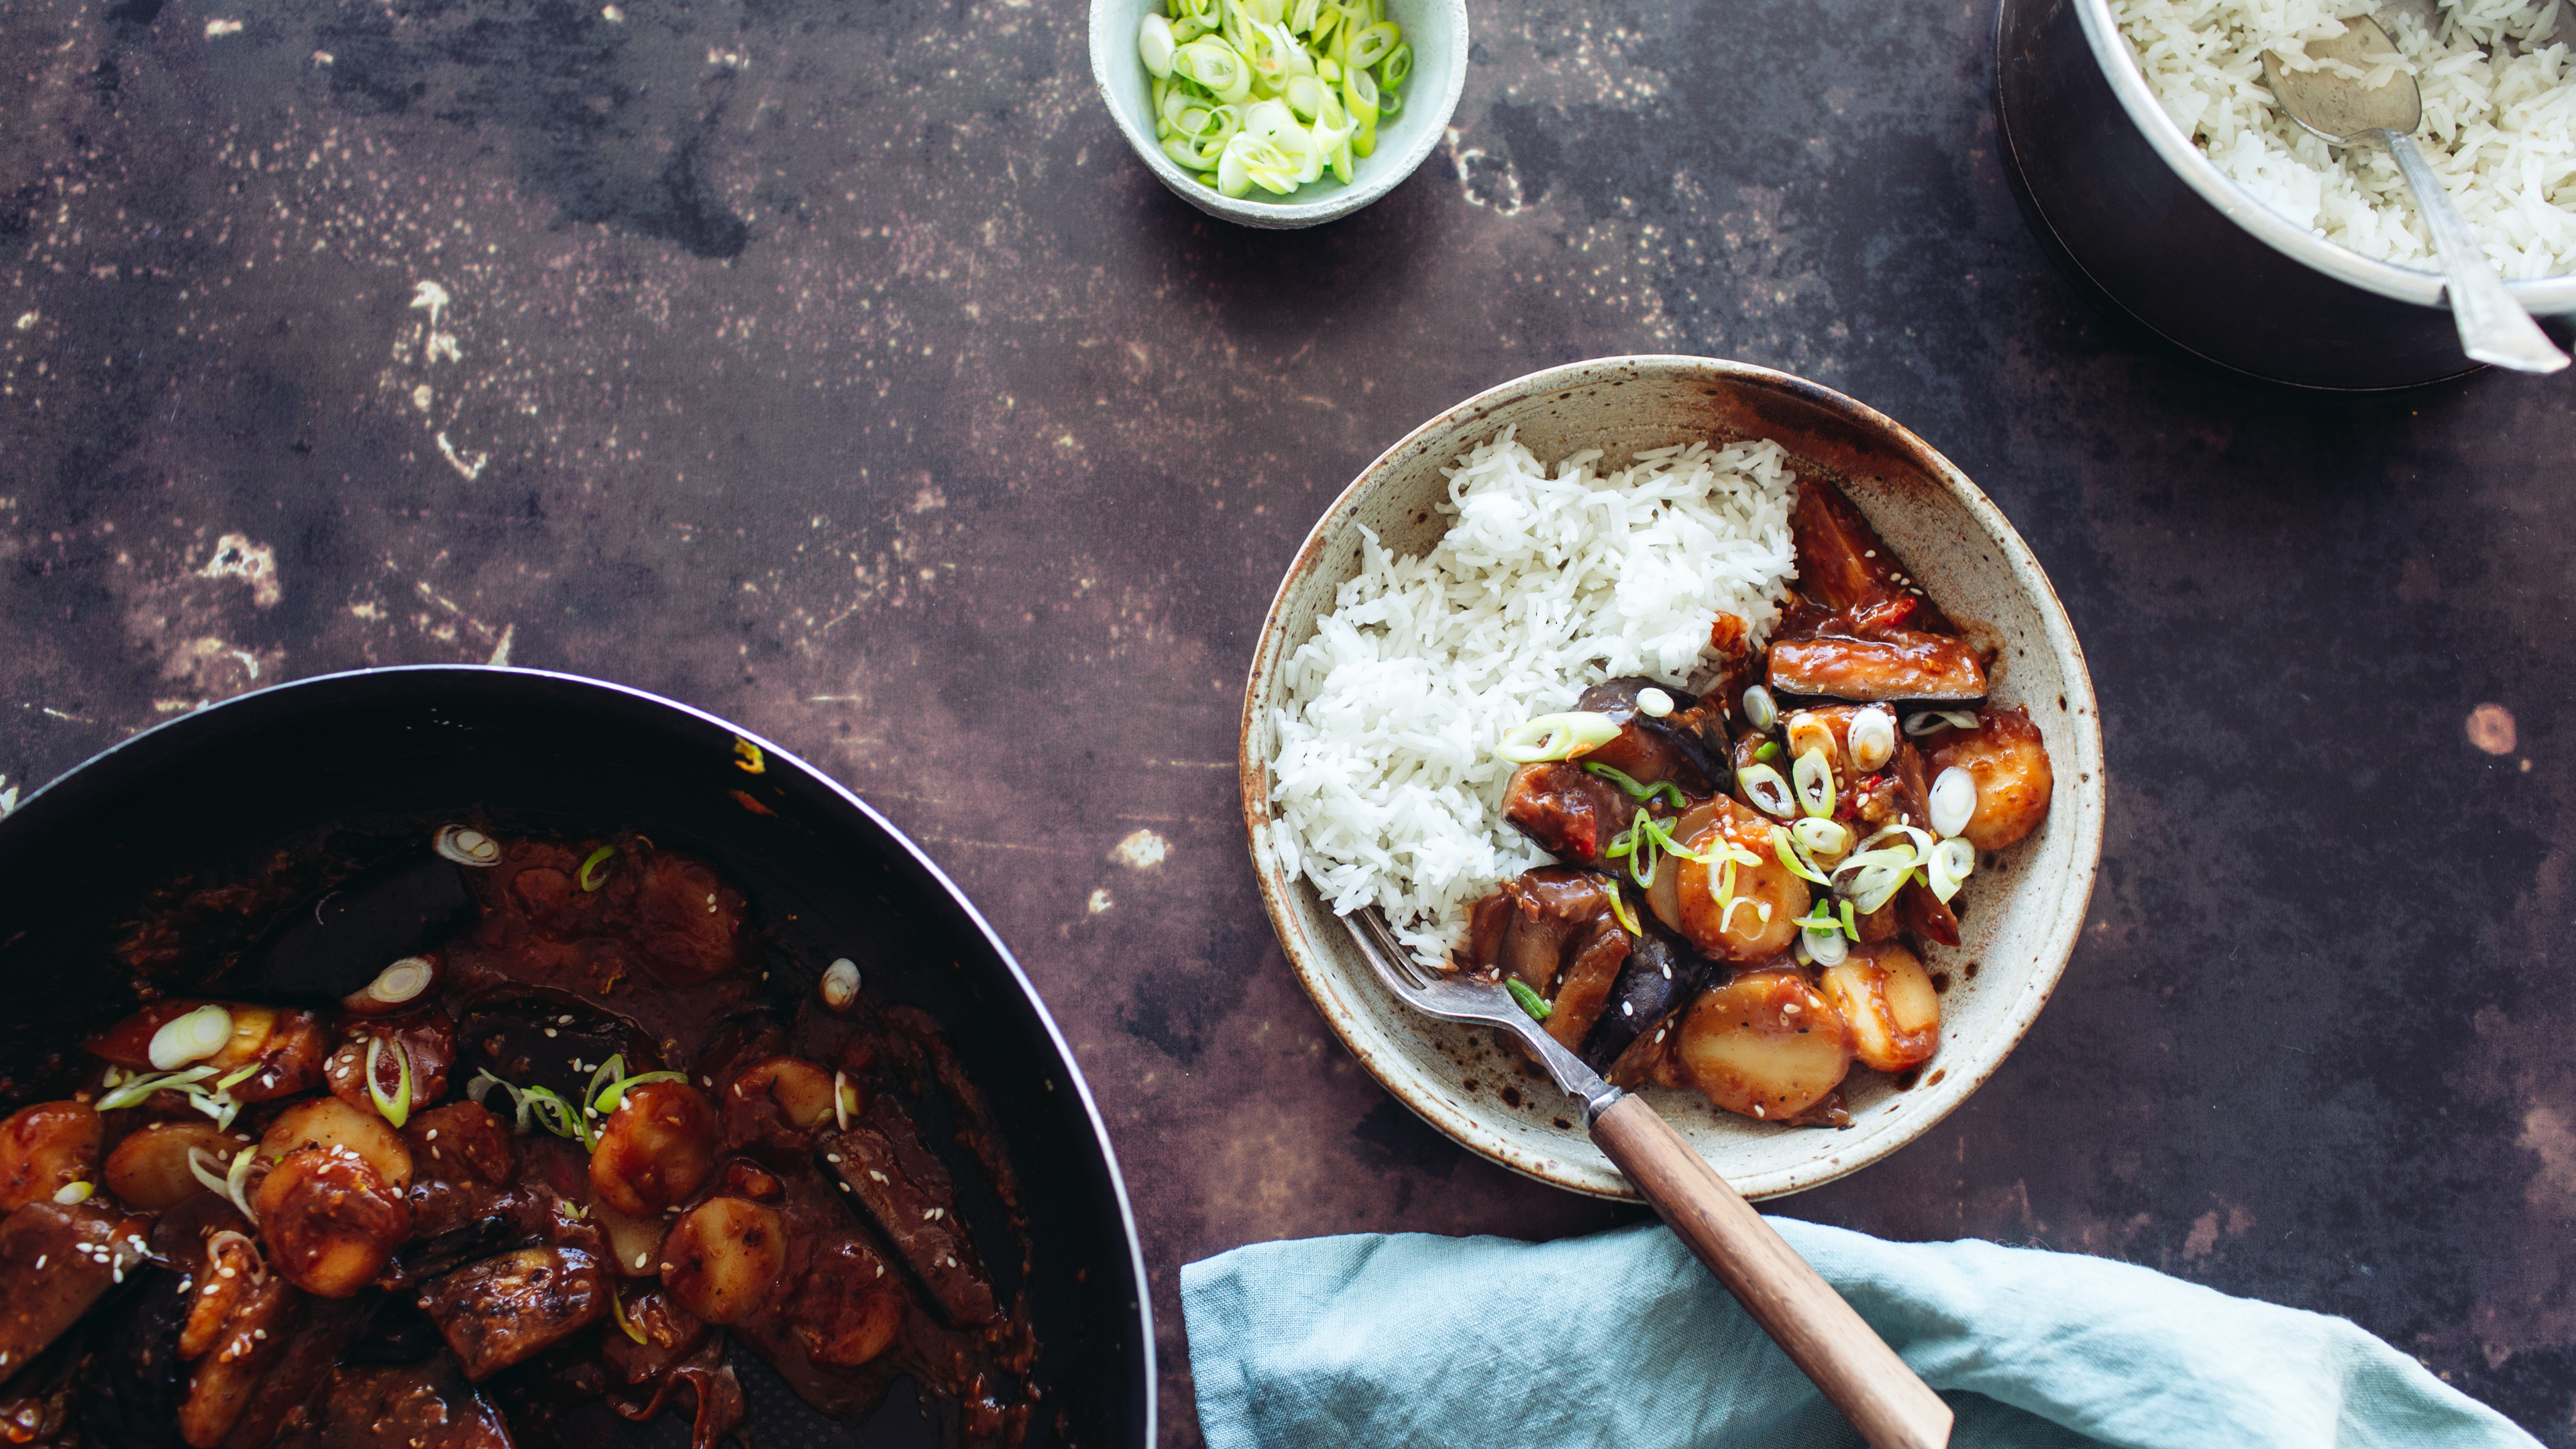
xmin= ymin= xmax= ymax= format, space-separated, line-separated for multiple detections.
xmin=1090 ymin=0 xmax=1465 ymax=227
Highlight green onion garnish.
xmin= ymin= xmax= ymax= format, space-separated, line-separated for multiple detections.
xmin=1582 ymin=761 xmax=1687 ymax=810
xmin=1505 ymin=979 xmax=1552 ymax=1022
xmin=1770 ymin=826 xmax=1831 ymax=887
xmin=364 ymin=1036 xmax=415 ymax=1130
xmin=1754 ymin=739 xmax=1782 ymax=763
xmin=95 ymin=1065 xmax=218 ymax=1112
xmin=578 ymin=846 xmax=616 ymax=892
xmin=1601 ymin=881 xmax=1641 ymax=936
xmin=594 ymin=1071 xmax=688 ymax=1116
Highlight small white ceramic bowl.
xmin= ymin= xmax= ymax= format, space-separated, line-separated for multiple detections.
xmin=1239 ymin=356 xmax=2108 ymax=1200
xmin=1088 ymin=0 xmax=1466 ymax=228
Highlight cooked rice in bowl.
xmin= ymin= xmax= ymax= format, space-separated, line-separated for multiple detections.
xmin=1263 ymin=427 xmax=1797 ymax=967
xmin=2114 ymin=0 xmax=2576 ymax=278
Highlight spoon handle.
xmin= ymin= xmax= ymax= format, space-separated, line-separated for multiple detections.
xmin=2383 ymin=129 xmax=2569 ymax=374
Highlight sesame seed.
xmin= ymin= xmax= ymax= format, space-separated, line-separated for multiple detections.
xmin=1622 ymin=1002 xmax=1633 ymax=1017
xmin=1660 ymin=964 xmax=1670 ymax=979
xmin=825 ymin=1154 xmax=841 ymax=1163
xmin=636 ymin=1252 xmax=648 ymax=1267
xmin=252 ymin=1329 xmax=264 ymax=1340
xmin=557 ymin=1015 xmax=574 ymax=1025
xmin=425 ymin=1130 xmax=437 ymax=1140
xmin=868 ymin=1171 xmax=888 ymax=1184
xmin=544 ymin=1029 xmax=558 ymax=1038
xmin=839 ymin=1182 xmax=852 ymax=1192
xmin=659 ymin=1262 xmax=674 ymax=1273
xmin=32 ymin=1255 xmax=42 ymax=1270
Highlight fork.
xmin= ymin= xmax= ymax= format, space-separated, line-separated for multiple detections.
xmin=1344 ymin=907 xmax=1954 ymax=1449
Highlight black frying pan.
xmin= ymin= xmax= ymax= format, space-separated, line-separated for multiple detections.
xmin=0 ymin=665 xmax=1153 ymax=1448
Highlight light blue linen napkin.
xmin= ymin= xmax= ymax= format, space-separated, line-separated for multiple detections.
xmin=1181 ymin=1219 xmax=2540 ymax=1449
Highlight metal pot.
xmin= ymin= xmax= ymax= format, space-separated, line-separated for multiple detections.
xmin=0 ymin=665 xmax=1154 ymax=1447
xmin=1993 ymin=0 xmax=2576 ymax=390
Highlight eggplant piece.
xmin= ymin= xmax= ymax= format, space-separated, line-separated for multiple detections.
xmin=1579 ymin=917 xmax=1721 ymax=1073
xmin=421 ymin=1247 xmax=610 ymax=1382
xmin=1499 ymin=762 xmax=1642 ymax=868
xmin=1462 ymin=869 xmax=1631 ymax=1053
xmin=239 ymin=856 xmax=474 ymax=1001
xmin=821 ymin=1102 xmax=998 ymax=1328
xmin=1570 ymin=678 xmax=1729 ymax=794
xmin=1786 ymin=480 xmax=1960 ymax=635
xmin=0 ymin=1201 xmax=152 ymax=1383
xmin=272 ymin=1360 xmax=517 ymax=1449
xmin=1768 ymin=632 xmax=1987 ymax=703
xmin=74 ymin=1269 xmax=190 ymax=1449
xmin=217 ymin=1295 xmax=371 ymax=1449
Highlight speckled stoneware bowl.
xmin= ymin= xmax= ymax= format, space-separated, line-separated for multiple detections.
xmin=1087 ymin=0 xmax=1466 ymax=228
xmin=1239 ymin=356 xmax=2107 ymax=1200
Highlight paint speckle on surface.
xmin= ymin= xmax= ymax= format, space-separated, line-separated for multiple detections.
xmin=2469 ymin=704 xmax=2518 ymax=756
xmin=1114 ymin=830 xmax=1168 ymax=870
xmin=1087 ymin=890 xmax=1114 ymax=915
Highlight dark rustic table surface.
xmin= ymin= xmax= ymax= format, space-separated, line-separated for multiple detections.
xmin=3 ymin=0 xmax=2572 ymax=1439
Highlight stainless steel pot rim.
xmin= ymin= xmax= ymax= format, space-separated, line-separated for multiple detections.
xmin=2072 ymin=0 xmax=2576 ymax=315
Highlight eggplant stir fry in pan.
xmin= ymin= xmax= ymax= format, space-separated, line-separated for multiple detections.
xmin=1468 ymin=479 xmax=2054 ymax=1126
xmin=0 ymin=830 xmax=1036 ymax=1448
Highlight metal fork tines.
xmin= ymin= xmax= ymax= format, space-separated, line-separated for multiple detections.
xmin=1342 ymin=906 xmax=1621 ymax=1124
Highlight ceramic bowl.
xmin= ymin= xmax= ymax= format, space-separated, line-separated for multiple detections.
xmin=1238 ymin=356 xmax=2107 ymax=1200
xmin=1087 ymin=0 xmax=1466 ymax=228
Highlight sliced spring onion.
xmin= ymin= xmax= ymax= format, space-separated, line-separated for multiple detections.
xmin=468 ymin=1070 xmax=534 ymax=1135
xmin=1140 ymin=13 xmax=1178 ymax=75
xmin=1173 ymin=37 xmax=1254 ymax=102
xmin=594 ymin=1071 xmax=687 ymax=1117
xmin=1847 ymin=707 xmax=1897 ymax=771
xmin=435 ymin=824 xmax=502 ymax=866
xmin=1635 ymin=686 xmax=1675 ymax=718
xmin=1601 ymin=882 xmax=1641 ymax=936
xmin=225 ymin=1145 xmax=260 ymax=1225
xmin=188 ymin=1146 xmax=234 ymax=1200
xmin=149 ymin=1005 xmax=233 ymax=1071
xmin=1903 ymin=710 xmax=1981 ymax=737
xmin=835 ymin=1070 xmax=860 ymax=1132
xmin=1754 ymin=739 xmax=1782 ymax=764
xmin=1347 ymin=19 xmax=1398 ymax=66
xmin=1803 ymin=923 xmax=1849 ymax=967
xmin=188 ymin=1089 xmax=242 ymax=1132
xmin=1770 ymin=826 xmax=1830 ymax=887
xmin=1784 ymin=713 xmax=1837 ymax=765
xmin=52 ymin=1181 xmax=93 ymax=1205
xmin=1582 ymin=760 xmax=1686 ymax=809
xmin=1505 ymin=978 xmax=1552 ymax=1022
xmin=1792 ymin=816 xmax=1850 ymax=865
xmin=1844 ymin=863 xmax=1910 ymax=915
xmin=365 ymin=1036 xmax=415 ymax=1130
xmin=821 ymin=957 xmax=861 ymax=1010
xmin=610 ymin=1285 xmax=651 ymax=1346
xmin=1741 ymin=684 xmax=1778 ymax=733
xmin=214 ymin=1063 xmax=262 ymax=1093
xmin=1737 ymin=763 xmax=1795 ymax=818
xmin=355 ymin=956 xmax=435 ymax=1010
xmin=578 ymin=846 xmax=616 ymax=892
xmin=1379 ymin=40 xmax=1410 ymax=85
xmin=1792 ymin=751 xmax=1837 ymax=818
xmin=1928 ymin=767 xmax=1977 ymax=838
xmin=96 ymin=1065 xmax=217 ymax=1112
xmin=1494 ymin=712 xmax=1619 ymax=765
xmin=1929 ymin=837 xmax=1976 ymax=902
xmin=1841 ymin=900 xmax=1860 ymax=936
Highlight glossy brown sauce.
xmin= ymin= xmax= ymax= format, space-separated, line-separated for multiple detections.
xmin=0 ymin=828 xmax=1038 ymax=1449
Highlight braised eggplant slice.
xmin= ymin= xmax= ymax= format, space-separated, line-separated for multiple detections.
xmin=421 ymin=1247 xmax=609 ymax=1382
xmin=0 ymin=1201 xmax=152 ymax=1382
xmin=1579 ymin=918 xmax=1719 ymax=1074
xmin=74 ymin=1269 xmax=190 ymax=1449
xmin=1499 ymin=761 xmax=1642 ymax=869
xmin=1768 ymin=631 xmax=1986 ymax=703
xmin=238 ymin=857 xmax=475 ymax=1001
xmin=1570 ymin=678 xmax=1729 ymax=794
xmin=1786 ymin=478 xmax=1959 ymax=635
xmin=821 ymin=1103 xmax=999 ymax=1329
xmin=272 ymin=1360 xmax=516 ymax=1449
xmin=1463 ymin=868 xmax=1631 ymax=1053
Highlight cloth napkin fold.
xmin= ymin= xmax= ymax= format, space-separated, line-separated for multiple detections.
xmin=1181 ymin=1219 xmax=2540 ymax=1449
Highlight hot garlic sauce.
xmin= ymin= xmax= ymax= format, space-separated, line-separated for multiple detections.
xmin=0 ymin=830 xmax=1038 ymax=1448
xmin=1472 ymin=477 xmax=2055 ymax=1126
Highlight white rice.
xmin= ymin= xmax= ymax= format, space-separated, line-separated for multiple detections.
xmin=1265 ymin=428 xmax=1801 ymax=967
xmin=2112 ymin=0 xmax=2576 ymax=278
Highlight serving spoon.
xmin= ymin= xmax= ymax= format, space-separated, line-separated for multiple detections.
xmin=2263 ymin=13 xmax=2570 ymax=373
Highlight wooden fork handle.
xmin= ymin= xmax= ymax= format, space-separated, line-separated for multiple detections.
xmin=1591 ymin=1095 xmax=1953 ymax=1449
